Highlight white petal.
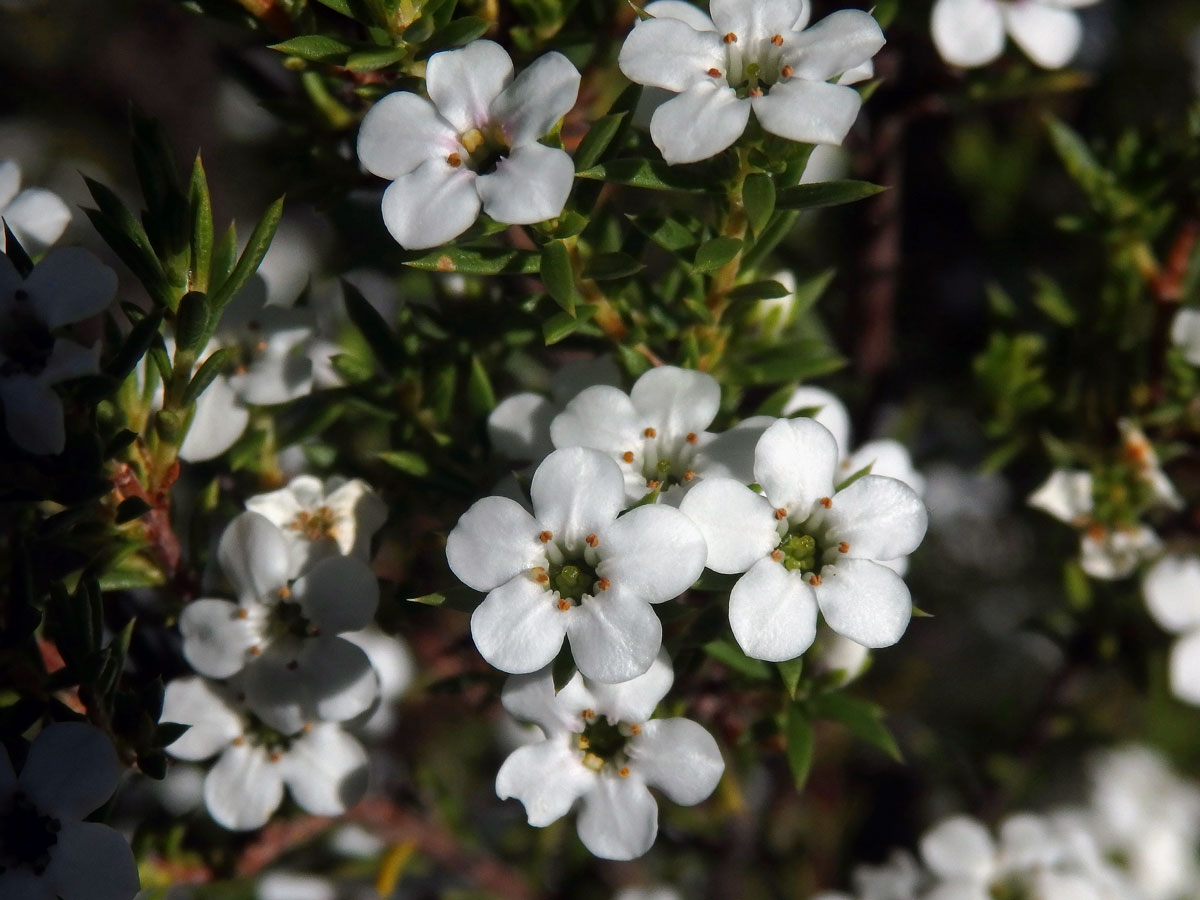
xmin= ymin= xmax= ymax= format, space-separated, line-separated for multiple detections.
xmin=678 ymin=477 xmax=778 ymax=574
xmin=471 ymin=575 xmax=567 ymax=674
xmin=628 ymin=718 xmax=723 ymax=805
xmin=357 ymin=91 xmax=459 ymax=179
xmin=218 ymin=512 xmax=291 ymax=603
xmin=1169 ymin=632 xmax=1200 ymax=706
xmin=754 ymin=417 xmax=838 ymax=515
xmin=598 ymin=505 xmax=707 ymax=603
xmin=1171 ymin=308 xmax=1200 ymax=367
xmin=1144 ymin=555 xmax=1200 ymax=634
xmin=293 ymin=556 xmax=378 ymax=633
xmin=0 ymin=375 xmax=65 ymax=454
xmin=380 ymin=159 xmax=480 ymax=250
xmin=709 ymin=0 xmax=811 ymax=39
xmin=566 ymin=588 xmax=662 ymax=683
xmin=160 ymin=676 xmax=243 ymax=761
xmin=0 ymin=158 xmax=19 ymax=209
xmin=784 ymin=386 xmax=851 ymax=456
xmin=204 ymin=743 xmax=284 ymax=830
xmin=227 ymin=328 xmax=314 ymax=405
xmin=3 ymin=188 xmax=71 ymax=255
xmin=530 ymin=447 xmax=625 ymax=548
xmin=781 ymin=10 xmax=885 ymax=82
xmin=618 ymin=17 xmax=725 ymax=93
xmin=488 ymin=392 xmax=554 ymax=461
xmin=426 ymin=39 xmax=514 ymax=134
xmin=644 ymin=0 xmax=719 ymax=31
xmin=824 ymin=475 xmax=928 ymax=561
xmin=583 ymin=648 xmax=674 ymax=724
xmin=180 ymin=599 xmax=261 ymax=679
xmin=550 ymin=384 xmax=641 ymax=455
xmin=446 ymin=495 xmax=545 ymax=592
xmin=931 ymin=0 xmax=1006 ymax=68
xmin=1027 ymin=469 xmax=1093 ymax=523
xmin=325 ymin=478 xmax=387 ymax=558
xmin=842 ymin=439 xmax=925 ymax=496
xmin=650 ymin=83 xmax=749 ymax=165
xmin=693 ymin=416 xmax=773 ymax=484
xmin=752 ymin=79 xmax=863 ymax=146
xmin=496 ymin=736 xmax=595 ymax=826
xmin=631 ymin=366 xmax=721 ymax=439
xmin=490 ymin=51 xmax=581 ymax=146
xmin=257 ymin=873 xmax=338 ymax=900
xmin=477 ymin=142 xmax=575 ymax=225
xmin=1002 ymin=1 xmax=1082 ymax=69
xmin=45 ymin=822 xmax=140 ymax=900
xmin=20 ymin=722 xmax=120 ymax=819
xmin=281 ymin=724 xmax=369 ymax=816
xmin=576 ymin=772 xmax=659 ymax=860
xmin=728 ymin=557 xmax=818 ymax=661
xmin=178 ymin=374 xmax=249 ymax=462
xmin=1080 ymin=526 xmax=1160 ymax=581
xmin=244 ymin=637 xmax=379 ymax=733
xmin=42 ymin=338 xmax=100 ymax=385
xmin=920 ymin=814 xmax=997 ymax=880
xmin=341 ymin=627 xmax=414 ymax=703
xmin=814 ymin=558 xmax=912 ymax=648
xmin=501 ymin=665 xmax=583 ymax=735
xmin=24 ymin=247 xmax=116 ymax=328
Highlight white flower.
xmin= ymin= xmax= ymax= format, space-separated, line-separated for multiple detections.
xmin=179 ymin=512 xmax=380 ymax=732
xmin=256 ymin=872 xmax=338 ymax=900
xmin=1028 ymin=469 xmax=1162 ymax=581
xmin=613 ymin=888 xmax=683 ymax=900
xmin=931 ymin=0 xmax=1100 ymax=70
xmin=680 ymin=417 xmax=927 ymax=661
xmin=0 ymin=722 xmax=139 ymax=900
xmin=245 ymin=475 xmax=388 ymax=577
xmin=1172 ymin=308 xmax=1200 ymax=367
xmin=0 ymin=159 xmax=71 ymax=255
xmin=495 ymin=651 xmax=724 ymax=860
xmin=447 ymin=446 xmax=707 ymax=683
xmin=357 ymin=40 xmax=580 ymax=250
xmin=340 ymin=626 xmax=416 ymax=737
xmin=177 ymin=371 xmax=250 ymax=462
xmin=851 ymin=849 xmax=923 ymax=900
xmin=0 ymin=248 xmax=116 ymax=454
xmin=160 ymin=676 xmax=369 ymax=831
xmin=1143 ymin=555 xmax=1200 ymax=706
xmin=1118 ymin=420 xmax=1182 ymax=511
xmin=618 ymin=0 xmax=885 ymax=164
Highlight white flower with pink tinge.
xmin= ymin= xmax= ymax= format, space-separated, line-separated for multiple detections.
xmin=618 ymin=0 xmax=885 ymax=164
xmin=931 ymin=0 xmax=1100 ymax=70
xmin=496 ymin=651 xmax=724 ymax=861
xmin=179 ymin=512 xmax=380 ymax=734
xmin=447 ymin=446 xmax=707 ymax=683
xmin=679 ymin=417 xmax=927 ymax=662
xmin=357 ymin=40 xmax=580 ymax=250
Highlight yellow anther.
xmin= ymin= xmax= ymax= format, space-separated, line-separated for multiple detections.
xmin=249 ymin=644 xmax=262 ymax=656
xmin=707 ymin=67 xmax=722 ymax=78
xmin=686 ymin=432 xmax=699 ymax=444
xmin=646 ymin=479 xmax=662 ymax=491
xmin=578 ymin=736 xmax=590 ymax=749
xmin=302 ymin=722 xmax=313 ymax=733
xmin=749 ymin=87 xmax=763 ymax=98
xmin=771 ymin=33 xmax=784 ymax=46
xmin=770 ymin=549 xmax=784 ymax=562
xmin=582 ymin=708 xmax=596 ymax=720
xmin=557 ymin=598 xmax=571 ymax=611
xmin=819 ymin=497 xmax=833 ymax=509
xmin=622 ymin=451 xmax=636 ymax=463
xmin=630 ymin=723 xmax=642 ymax=736
xmin=446 ymin=152 xmax=462 ymax=168
xmin=232 ymin=735 xmax=246 ymax=746
xmin=595 ymin=577 xmax=611 ymax=592
xmin=236 ymin=608 xmax=249 ymax=620
xmin=268 ymin=751 xmax=282 ymax=763
xmin=808 ymin=574 xmax=822 ymax=586
xmin=774 ymin=507 xmax=788 ymax=520
xmin=586 ymin=534 xmax=599 ymax=548
xmin=838 ymin=541 xmax=850 ymax=554
xmin=460 ymin=128 xmax=484 ymax=153
xmin=583 ymin=752 xmax=605 ymax=771
xmin=644 ymin=427 xmax=657 ymax=438
xmin=539 ymin=530 xmax=553 ymax=543
xmin=278 ymin=585 xmax=291 ymax=599
xmin=683 ymin=470 xmax=696 ymax=481
xmin=781 ymin=64 xmax=794 ymax=78
xmin=723 ymin=32 xmax=737 ymax=43
xmin=619 ymin=767 xmax=631 ymax=778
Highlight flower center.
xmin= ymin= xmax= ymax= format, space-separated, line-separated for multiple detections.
xmin=289 ymin=506 xmax=337 ymax=542
xmin=547 ymin=558 xmax=598 ymax=604
xmin=713 ymin=32 xmax=793 ymax=99
xmin=631 ymin=429 xmax=700 ymax=494
xmin=0 ymin=790 xmax=61 ymax=875
xmin=576 ymin=712 xmax=640 ymax=775
xmin=454 ymin=124 xmax=511 ymax=175
xmin=770 ymin=501 xmax=848 ymax=581
xmin=0 ymin=293 xmax=54 ymax=377
xmin=266 ymin=590 xmax=317 ymax=641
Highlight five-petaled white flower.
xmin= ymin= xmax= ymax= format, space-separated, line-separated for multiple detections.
xmin=496 ymin=650 xmax=724 ymax=860
xmin=618 ymin=0 xmax=885 ymax=164
xmin=931 ymin=0 xmax=1100 ymax=70
xmin=357 ymin=40 xmax=580 ymax=250
xmin=179 ymin=512 xmax=380 ymax=733
xmin=0 ymin=159 xmax=72 ymax=255
xmin=0 ymin=722 xmax=139 ymax=900
xmin=160 ymin=676 xmax=369 ymax=831
xmin=680 ymin=417 xmax=927 ymax=661
xmin=447 ymin=446 xmax=707 ymax=683
xmin=1142 ymin=554 xmax=1200 ymax=707
xmin=0 ymin=248 xmax=116 ymax=454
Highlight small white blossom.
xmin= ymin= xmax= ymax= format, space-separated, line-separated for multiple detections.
xmin=1143 ymin=554 xmax=1200 ymax=706
xmin=0 ymin=722 xmax=139 ymax=900
xmin=160 ymin=676 xmax=369 ymax=831
xmin=618 ymin=0 xmax=885 ymax=164
xmin=0 ymin=159 xmax=71 ymax=254
xmin=357 ymin=40 xmax=580 ymax=250
xmin=680 ymin=417 xmax=927 ymax=661
xmin=1172 ymin=307 xmax=1200 ymax=366
xmin=496 ymin=651 xmax=724 ymax=860
xmin=931 ymin=0 xmax=1100 ymax=70
xmin=447 ymin=446 xmax=707 ymax=683
xmin=179 ymin=512 xmax=380 ymax=732
xmin=341 ymin=626 xmax=416 ymax=737
xmin=0 ymin=248 xmax=116 ymax=454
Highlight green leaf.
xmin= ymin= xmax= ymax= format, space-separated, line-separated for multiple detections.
xmin=1044 ymin=115 xmax=1112 ymax=200
xmin=212 ymin=223 xmax=238 ymax=288
xmin=182 ymin=348 xmax=233 ymax=406
xmin=777 ymin=657 xmax=804 ymax=699
xmin=330 ymin=352 xmax=375 ymax=383
xmin=703 ymin=639 xmax=772 ymax=680
xmin=540 ymin=240 xmax=577 ymax=314
xmin=378 ymin=450 xmax=431 ymax=477
xmin=694 ymin=236 xmax=742 ymax=273
xmin=809 ymin=691 xmax=902 ymax=762
xmin=2 ymin=223 xmax=33 ymax=276
xmin=629 ymin=212 xmax=702 ymax=254
xmin=726 ymin=280 xmax=789 ymax=302
xmin=115 ymin=497 xmax=153 ymax=524
xmin=727 ymin=342 xmax=846 ymax=385
xmin=576 ymin=158 xmax=708 ymax=192
xmin=105 ymin=310 xmax=165 ymax=380
xmin=314 ymin=0 xmax=355 ymax=15
xmin=173 ymin=290 xmax=210 ymax=353
xmin=346 ymin=46 xmax=408 ymax=72
xmin=209 ymin=195 xmax=284 ymax=312
xmin=82 ymin=207 xmax=170 ymax=307
xmin=583 ymin=252 xmax=645 ymax=281
xmin=425 ymin=16 xmax=488 ymax=53
xmin=468 ymin=355 xmax=496 ymax=414
xmin=573 ymin=111 xmax=629 ymax=172
xmin=407 ymin=585 xmax=481 ymax=611
xmin=1031 ymin=272 xmax=1076 ymax=326
xmin=743 ymin=173 xmax=776 ymax=237
xmin=784 ymin=706 xmax=815 ymax=789
xmin=188 ymin=155 xmax=213 ymax=293
xmin=775 ymin=180 xmax=887 ymax=210
xmin=270 ymin=34 xmax=354 ymax=63
xmin=343 ymin=279 xmax=404 ymax=369
xmin=543 ymin=305 xmax=598 ymax=345
xmin=404 ymin=247 xmax=540 ymax=275
xmin=872 ymin=0 xmax=899 ymax=28
xmin=552 ymin=644 xmax=577 ymax=692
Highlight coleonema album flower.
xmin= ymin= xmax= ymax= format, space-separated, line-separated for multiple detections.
xmin=931 ymin=0 xmax=1100 ymax=70
xmin=1143 ymin=554 xmax=1200 ymax=707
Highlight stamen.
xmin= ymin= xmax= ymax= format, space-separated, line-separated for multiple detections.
xmin=533 ymin=567 xmax=551 ymax=585
xmin=578 ymin=736 xmax=590 ymax=749
xmin=583 ymin=752 xmax=604 ymax=771
xmin=770 ymin=549 xmax=784 ymax=562
xmin=808 ymin=574 xmax=822 ymax=586
xmin=819 ymin=497 xmax=833 ymax=509
xmin=1086 ymin=523 xmax=1108 ymax=541
xmin=557 ymin=598 xmax=571 ymax=611
xmin=707 ymin=67 xmax=722 ymax=78
xmin=586 ymin=534 xmax=599 ymax=548
xmin=582 ymin=708 xmax=596 ymax=720
xmin=446 ymin=152 xmax=462 ymax=168
xmin=644 ymin=427 xmax=657 ymax=438
xmin=683 ymin=470 xmax=696 ymax=481
xmin=749 ymin=87 xmax=763 ymax=98
xmin=236 ymin=608 xmax=249 ymax=619
xmin=268 ymin=751 xmax=282 ymax=763
xmin=622 ymin=451 xmax=635 ymax=463
xmin=780 ymin=65 xmax=794 ymax=78
xmin=595 ymin=577 xmax=611 ymax=591
xmin=249 ymin=644 xmax=262 ymax=656
xmin=774 ymin=507 xmax=788 ymax=520
xmin=539 ymin=530 xmax=553 ymax=543
xmin=232 ymin=735 xmax=246 ymax=746
xmin=771 ymin=34 xmax=784 ymax=46
xmin=278 ymin=585 xmax=291 ymax=599
xmin=686 ymin=432 xmax=698 ymax=444
xmin=460 ymin=128 xmax=484 ymax=154
xmin=838 ymin=542 xmax=850 ymax=553
xmin=629 ymin=723 xmax=641 ymax=736
xmin=723 ymin=32 xmax=737 ymax=43
xmin=619 ymin=767 xmax=631 ymax=778
xmin=646 ymin=479 xmax=662 ymax=491
xmin=302 ymin=722 xmax=313 ymax=733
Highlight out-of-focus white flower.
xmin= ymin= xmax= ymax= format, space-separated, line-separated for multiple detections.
xmin=0 ymin=248 xmax=116 ymax=454
xmin=618 ymin=0 xmax=885 ymax=164
xmin=161 ymin=677 xmax=369 ymax=831
xmin=357 ymin=40 xmax=580 ymax=249
xmin=256 ymin=871 xmax=338 ymax=900
xmin=851 ymin=849 xmax=923 ymax=900
xmin=809 ymin=626 xmax=871 ymax=686
xmin=179 ymin=512 xmax=380 ymax=733
xmin=1172 ymin=308 xmax=1200 ymax=367
xmin=1143 ymin=555 xmax=1200 ymax=706
xmin=1119 ymin=420 xmax=1182 ymax=511
xmin=613 ymin=888 xmax=684 ymax=900
xmin=341 ymin=627 xmax=416 ymax=737
xmin=496 ymin=651 xmax=723 ymax=860
xmin=680 ymin=418 xmax=927 ymax=661
xmin=447 ymin=447 xmax=707 ymax=683
xmin=0 ymin=159 xmax=71 ymax=254
xmin=0 ymin=722 xmax=139 ymax=900
xmin=931 ymin=0 xmax=1100 ymax=70
xmin=245 ymin=475 xmax=387 ymax=577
